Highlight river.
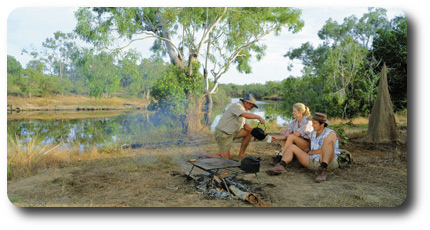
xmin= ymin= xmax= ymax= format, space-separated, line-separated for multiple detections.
xmin=7 ymin=98 xmax=290 ymax=152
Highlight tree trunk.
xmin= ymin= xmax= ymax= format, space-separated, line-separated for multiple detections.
xmin=179 ymin=114 xmax=189 ymax=134
xmin=146 ymin=89 xmax=150 ymax=99
xmin=154 ymin=11 xmax=185 ymax=70
xmin=204 ymin=91 xmax=213 ymax=126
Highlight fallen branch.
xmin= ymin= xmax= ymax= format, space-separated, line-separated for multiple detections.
xmin=228 ymin=185 xmax=270 ymax=207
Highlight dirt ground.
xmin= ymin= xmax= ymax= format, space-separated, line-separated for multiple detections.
xmin=7 ymin=128 xmax=407 ymax=207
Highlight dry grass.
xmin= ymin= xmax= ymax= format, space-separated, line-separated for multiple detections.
xmin=7 ymin=114 xmax=407 ymax=207
xmin=7 ymin=135 xmax=63 ymax=180
xmin=7 ymin=136 xmax=407 ymax=207
xmin=6 ymin=134 xmax=128 ymax=181
xmin=330 ymin=113 xmax=407 ymax=126
xmin=7 ymin=110 xmax=128 ymax=121
xmin=7 ymin=95 xmax=150 ymax=111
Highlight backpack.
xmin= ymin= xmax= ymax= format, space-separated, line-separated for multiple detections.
xmin=337 ymin=149 xmax=353 ymax=168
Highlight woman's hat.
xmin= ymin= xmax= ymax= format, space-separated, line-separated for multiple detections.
xmin=240 ymin=94 xmax=258 ymax=109
xmin=307 ymin=112 xmax=331 ymax=125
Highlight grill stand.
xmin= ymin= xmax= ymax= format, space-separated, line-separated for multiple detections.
xmin=186 ymin=158 xmax=267 ymax=202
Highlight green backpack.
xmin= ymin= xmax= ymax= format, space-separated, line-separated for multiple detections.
xmin=337 ymin=149 xmax=353 ymax=168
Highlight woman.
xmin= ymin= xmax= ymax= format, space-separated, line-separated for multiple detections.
xmin=272 ymin=103 xmax=313 ymax=162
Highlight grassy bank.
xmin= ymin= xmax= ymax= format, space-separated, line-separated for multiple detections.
xmin=6 ymin=134 xmax=125 ymax=180
xmin=7 ymin=113 xmax=407 ymax=181
xmin=7 ymin=113 xmax=407 ymax=207
xmin=7 ymin=95 xmax=150 ymax=111
xmin=7 ymin=125 xmax=407 ymax=207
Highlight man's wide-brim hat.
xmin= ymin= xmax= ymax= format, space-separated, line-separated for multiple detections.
xmin=240 ymin=94 xmax=258 ymax=109
xmin=307 ymin=112 xmax=332 ymax=125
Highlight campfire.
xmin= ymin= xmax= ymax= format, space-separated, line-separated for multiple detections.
xmin=186 ymin=157 xmax=270 ymax=207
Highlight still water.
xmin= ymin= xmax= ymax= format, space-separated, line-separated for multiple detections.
xmin=7 ymin=98 xmax=290 ymax=152
xmin=210 ymin=98 xmax=289 ymax=131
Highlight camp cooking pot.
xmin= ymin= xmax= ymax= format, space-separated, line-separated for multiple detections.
xmin=251 ymin=123 xmax=267 ymax=141
xmin=240 ymin=156 xmax=261 ymax=173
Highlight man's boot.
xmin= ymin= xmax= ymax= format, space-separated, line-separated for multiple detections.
xmin=315 ymin=167 xmax=327 ymax=183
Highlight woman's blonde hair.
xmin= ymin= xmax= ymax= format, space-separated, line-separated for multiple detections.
xmin=293 ymin=103 xmax=311 ymax=117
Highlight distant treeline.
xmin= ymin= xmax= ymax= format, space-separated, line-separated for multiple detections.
xmin=221 ymin=12 xmax=407 ymax=118
xmin=7 ymin=50 xmax=168 ymax=99
xmin=7 ymin=8 xmax=406 ymax=119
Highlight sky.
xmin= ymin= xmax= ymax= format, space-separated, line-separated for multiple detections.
xmin=6 ymin=7 xmax=404 ymax=85
xmin=2 ymin=0 xmax=430 ymax=229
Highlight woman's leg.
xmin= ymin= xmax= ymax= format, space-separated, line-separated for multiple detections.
xmin=268 ymin=144 xmax=310 ymax=173
xmin=282 ymin=135 xmax=310 ymax=152
xmin=279 ymin=145 xmax=310 ymax=168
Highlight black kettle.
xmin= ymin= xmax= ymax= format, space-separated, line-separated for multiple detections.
xmin=240 ymin=156 xmax=261 ymax=173
xmin=251 ymin=123 xmax=267 ymax=141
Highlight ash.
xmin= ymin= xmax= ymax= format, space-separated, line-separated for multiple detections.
xmin=191 ymin=173 xmax=258 ymax=200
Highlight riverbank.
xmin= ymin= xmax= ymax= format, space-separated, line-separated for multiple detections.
xmin=7 ymin=95 xmax=150 ymax=112
xmin=7 ymin=122 xmax=407 ymax=207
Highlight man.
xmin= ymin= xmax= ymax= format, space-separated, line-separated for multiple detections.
xmin=214 ymin=94 xmax=266 ymax=159
xmin=268 ymin=112 xmax=340 ymax=183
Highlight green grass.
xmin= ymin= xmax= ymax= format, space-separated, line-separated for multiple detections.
xmin=8 ymin=196 xmax=22 ymax=203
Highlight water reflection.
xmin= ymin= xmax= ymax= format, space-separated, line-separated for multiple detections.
xmin=7 ymin=99 xmax=291 ymax=152
xmin=7 ymin=112 xmax=181 ymax=153
xmin=210 ymin=98 xmax=291 ymax=131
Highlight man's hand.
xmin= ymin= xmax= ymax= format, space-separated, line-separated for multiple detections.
xmin=259 ymin=117 xmax=266 ymax=125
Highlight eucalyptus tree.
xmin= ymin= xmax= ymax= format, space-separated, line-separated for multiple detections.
xmin=74 ymin=7 xmax=304 ymax=128
xmin=7 ymin=55 xmax=23 ymax=95
xmin=373 ymin=16 xmax=407 ymax=111
xmin=138 ymin=57 xmax=168 ymax=99
xmin=41 ymin=31 xmax=78 ymax=80
xmin=285 ymin=8 xmax=391 ymax=117
xmin=22 ymin=31 xmax=77 ymax=80
xmin=75 ymin=49 xmax=121 ymax=98
xmin=117 ymin=50 xmax=141 ymax=97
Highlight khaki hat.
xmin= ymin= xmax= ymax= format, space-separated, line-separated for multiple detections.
xmin=240 ymin=94 xmax=258 ymax=109
xmin=307 ymin=112 xmax=332 ymax=125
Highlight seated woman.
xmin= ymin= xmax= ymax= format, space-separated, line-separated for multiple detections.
xmin=271 ymin=103 xmax=312 ymax=162
xmin=268 ymin=112 xmax=340 ymax=183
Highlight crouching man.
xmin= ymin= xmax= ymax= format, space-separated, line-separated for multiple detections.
xmin=268 ymin=112 xmax=340 ymax=183
xmin=214 ymin=94 xmax=266 ymax=160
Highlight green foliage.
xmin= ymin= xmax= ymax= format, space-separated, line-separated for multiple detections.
xmin=149 ymin=63 xmax=204 ymax=116
xmin=74 ymin=7 xmax=304 ymax=110
xmin=373 ymin=15 xmax=407 ymax=111
xmin=218 ymin=81 xmax=283 ymax=100
xmin=210 ymin=85 xmax=231 ymax=106
xmin=331 ymin=124 xmax=352 ymax=146
xmin=283 ymin=8 xmax=406 ymax=118
xmin=7 ymin=56 xmax=23 ymax=95
xmin=7 ymin=55 xmax=22 ymax=75
xmin=118 ymin=50 xmax=142 ymax=97
xmin=75 ymin=50 xmax=121 ymax=98
xmin=138 ymin=57 xmax=168 ymax=98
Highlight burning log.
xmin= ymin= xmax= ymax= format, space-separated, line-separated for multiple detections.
xmin=188 ymin=172 xmax=270 ymax=207
xmin=228 ymin=185 xmax=270 ymax=207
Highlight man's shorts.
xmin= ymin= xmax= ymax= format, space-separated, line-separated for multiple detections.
xmin=214 ymin=128 xmax=240 ymax=153
xmin=307 ymin=156 xmax=339 ymax=171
